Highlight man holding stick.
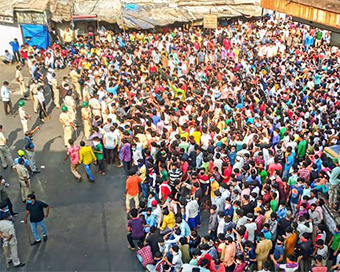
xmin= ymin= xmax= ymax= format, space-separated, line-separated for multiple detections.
xmin=0 ymin=212 xmax=25 ymax=267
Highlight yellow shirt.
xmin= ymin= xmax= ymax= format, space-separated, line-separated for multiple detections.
xmin=160 ymin=211 xmax=176 ymax=230
xmin=192 ymin=131 xmax=201 ymax=145
xmin=79 ymin=146 xmax=96 ymax=165
xmin=211 ymin=181 xmax=219 ymax=199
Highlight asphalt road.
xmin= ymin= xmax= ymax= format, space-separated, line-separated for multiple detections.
xmin=0 ymin=64 xmax=142 ymax=271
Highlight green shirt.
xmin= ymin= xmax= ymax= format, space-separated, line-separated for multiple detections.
xmin=260 ymin=170 xmax=268 ymax=183
xmin=288 ymin=175 xmax=297 ymax=186
xmin=160 ymin=170 xmax=169 ymax=182
xmin=297 ymin=139 xmax=307 ymax=158
xmin=201 ymin=162 xmax=209 ymax=173
xmin=94 ymin=142 xmax=104 ymax=160
xmin=331 ymin=232 xmax=340 ymax=251
xmin=279 ymin=127 xmax=286 ymax=139
xmin=270 ymin=199 xmax=278 ymax=212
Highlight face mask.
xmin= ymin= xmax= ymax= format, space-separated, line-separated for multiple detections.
xmin=300 ymin=207 xmax=304 ymax=211
xmin=210 ymin=178 xmax=214 ymax=182
xmin=27 ymin=200 xmax=32 ymax=204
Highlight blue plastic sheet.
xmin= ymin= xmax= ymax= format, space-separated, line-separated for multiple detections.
xmin=21 ymin=24 xmax=51 ymax=49
xmin=124 ymin=4 xmax=139 ymax=11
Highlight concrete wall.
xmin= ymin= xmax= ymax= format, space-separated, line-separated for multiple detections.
xmin=0 ymin=23 xmax=23 ymax=56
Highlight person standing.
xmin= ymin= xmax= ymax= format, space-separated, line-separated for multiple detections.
xmin=64 ymin=91 xmax=77 ymax=125
xmin=23 ymin=127 xmax=40 ymax=174
xmin=127 ymin=208 xmax=144 ymax=250
xmin=78 ymin=141 xmax=96 ymax=182
xmin=126 ymin=167 xmax=142 ymax=213
xmin=69 ymin=67 xmax=82 ymax=101
xmin=9 ymin=38 xmax=20 ymax=63
xmin=328 ymin=159 xmax=340 ymax=210
xmin=18 ymin=100 xmax=31 ymax=133
xmin=103 ymin=126 xmax=117 ymax=165
xmin=37 ymin=86 xmax=47 ymax=122
xmin=93 ymin=136 xmax=105 ymax=175
xmin=15 ymin=65 xmax=26 ymax=97
xmin=24 ymin=193 xmax=50 ymax=246
xmin=0 ymin=212 xmax=25 ymax=267
xmin=1 ymin=81 xmax=13 ymax=116
xmin=81 ymin=101 xmax=92 ymax=139
xmin=121 ymin=139 xmax=132 ymax=175
xmin=12 ymin=158 xmax=30 ymax=202
xmin=0 ymin=125 xmax=14 ymax=169
xmin=50 ymin=73 xmax=60 ymax=108
xmin=64 ymin=139 xmax=81 ymax=182
xmin=59 ymin=106 xmax=74 ymax=148
xmin=255 ymin=232 xmax=273 ymax=270
xmin=29 ymin=79 xmax=40 ymax=114
xmin=0 ymin=176 xmax=18 ymax=216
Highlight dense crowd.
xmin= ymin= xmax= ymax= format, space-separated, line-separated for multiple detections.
xmin=2 ymin=11 xmax=340 ymax=272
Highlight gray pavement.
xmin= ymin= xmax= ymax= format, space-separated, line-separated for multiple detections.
xmin=0 ymin=64 xmax=142 ymax=271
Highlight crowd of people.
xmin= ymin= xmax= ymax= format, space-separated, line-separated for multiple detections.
xmin=2 ymin=11 xmax=340 ymax=272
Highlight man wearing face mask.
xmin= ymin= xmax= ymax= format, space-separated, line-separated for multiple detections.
xmin=0 ymin=212 xmax=25 ymax=267
xmin=24 ymin=193 xmax=50 ymax=246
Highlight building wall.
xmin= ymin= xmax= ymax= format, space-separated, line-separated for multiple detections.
xmin=0 ymin=23 xmax=23 ymax=56
xmin=261 ymin=0 xmax=340 ymax=29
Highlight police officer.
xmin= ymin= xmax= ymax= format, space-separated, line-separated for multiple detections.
xmin=23 ymin=126 xmax=40 ymax=174
xmin=0 ymin=212 xmax=25 ymax=267
xmin=59 ymin=106 xmax=74 ymax=148
xmin=12 ymin=158 xmax=30 ymax=202
xmin=64 ymin=90 xmax=77 ymax=125
xmin=29 ymin=79 xmax=41 ymax=113
xmin=81 ymin=101 xmax=92 ymax=139
xmin=18 ymin=100 xmax=31 ymax=133
xmin=15 ymin=65 xmax=26 ymax=97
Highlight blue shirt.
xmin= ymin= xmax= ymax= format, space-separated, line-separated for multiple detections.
xmin=152 ymin=115 xmax=160 ymax=126
xmin=24 ymin=136 xmax=34 ymax=150
xmin=107 ymin=85 xmax=118 ymax=96
xmin=273 ymin=245 xmax=284 ymax=261
xmin=284 ymin=152 xmax=295 ymax=172
xmin=9 ymin=41 xmax=19 ymax=52
xmin=142 ymin=213 xmax=156 ymax=228
xmin=180 ymin=220 xmax=191 ymax=237
xmin=14 ymin=157 xmax=30 ymax=168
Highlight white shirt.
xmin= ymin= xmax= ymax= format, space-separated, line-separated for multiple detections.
xmin=1 ymin=86 xmax=10 ymax=102
xmin=37 ymin=91 xmax=45 ymax=103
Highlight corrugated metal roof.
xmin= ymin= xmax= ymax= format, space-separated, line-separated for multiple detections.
xmin=292 ymin=0 xmax=340 ymax=14
xmin=0 ymin=0 xmax=18 ymax=17
xmin=13 ymin=0 xmax=49 ymax=12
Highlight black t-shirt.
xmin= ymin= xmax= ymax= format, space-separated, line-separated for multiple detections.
xmin=26 ymin=200 xmax=49 ymax=223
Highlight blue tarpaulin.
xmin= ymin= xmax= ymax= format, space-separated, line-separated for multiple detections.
xmin=21 ymin=24 xmax=51 ymax=49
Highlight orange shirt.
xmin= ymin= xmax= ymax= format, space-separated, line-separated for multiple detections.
xmin=126 ymin=175 xmax=142 ymax=196
xmin=223 ymin=242 xmax=236 ymax=267
xmin=284 ymin=232 xmax=298 ymax=257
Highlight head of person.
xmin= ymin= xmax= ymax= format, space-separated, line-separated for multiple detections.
xmin=27 ymin=193 xmax=36 ymax=204
xmin=130 ymin=208 xmax=138 ymax=218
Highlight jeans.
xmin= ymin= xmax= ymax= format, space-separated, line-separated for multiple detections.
xmin=127 ymin=233 xmax=144 ymax=248
xmin=30 ymin=219 xmax=48 ymax=241
xmin=141 ymin=183 xmax=148 ymax=199
xmin=123 ymin=161 xmax=131 ymax=175
xmin=83 ymin=164 xmax=94 ymax=181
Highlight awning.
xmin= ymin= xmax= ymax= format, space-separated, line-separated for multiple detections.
xmin=72 ymin=14 xmax=97 ymax=21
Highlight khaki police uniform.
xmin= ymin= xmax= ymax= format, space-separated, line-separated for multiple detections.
xmin=64 ymin=95 xmax=76 ymax=124
xmin=51 ymin=77 xmax=60 ymax=108
xmin=19 ymin=107 xmax=28 ymax=133
xmin=70 ymin=70 xmax=82 ymax=100
xmin=15 ymin=69 xmax=25 ymax=96
xmin=0 ymin=219 xmax=22 ymax=266
xmin=0 ymin=132 xmax=14 ymax=168
xmin=12 ymin=164 xmax=30 ymax=202
xmin=89 ymin=97 xmax=102 ymax=118
xmin=59 ymin=112 xmax=74 ymax=147
xmin=81 ymin=107 xmax=92 ymax=139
